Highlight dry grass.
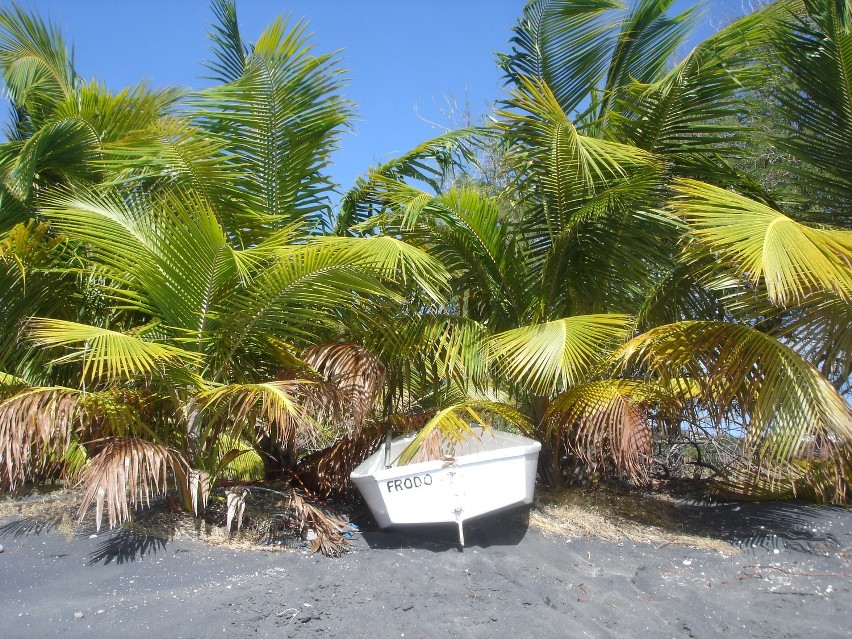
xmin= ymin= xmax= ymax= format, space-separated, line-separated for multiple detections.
xmin=531 ymin=487 xmax=735 ymax=553
xmin=0 ymin=488 xmax=80 ymax=539
xmin=0 ymin=483 xmax=348 ymax=555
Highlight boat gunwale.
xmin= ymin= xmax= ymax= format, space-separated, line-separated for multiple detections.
xmin=350 ymin=428 xmax=541 ymax=480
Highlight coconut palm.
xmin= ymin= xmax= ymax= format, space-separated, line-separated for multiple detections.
xmin=0 ymin=0 xmax=452 ymax=547
xmin=0 ymin=3 xmax=187 ymax=382
xmin=341 ymin=0 xmax=852 ymax=502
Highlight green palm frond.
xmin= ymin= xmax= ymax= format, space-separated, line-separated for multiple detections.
xmin=0 ymin=175 xmax=29 ymax=232
xmin=364 ymin=147 xmax=668 ymax=326
xmin=0 ymin=221 xmax=130 ymax=386
xmin=199 ymin=379 xmax=332 ymax=449
xmin=347 ymin=175 xmax=442 ymax=231
xmin=193 ymin=12 xmax=352 ymax=233
xmin=53 ymin=80 xmax=183 ymax=144
xmin=597 ymin=0 xmax=698 ymax=120
xmin=218 ymin=242 xmax=410 ymax=362
xmin=0 ymin=218 xmax=64 ymax=278
xmin=429 ymin=188 xmax=531 ymax=321
xmin=489 ymin=314 xmax=634 ymax=394
xmin=58 ymin=437 xmax=88 ymax=481
xmin=773 ymin=293 xmax=852 ymax=391
xmin=499 ymin=77 xmax=656 ymax=193
xmin=4 ymin=117 xmax=99 ymax=201
xmin=98 ymin=117 xmax=253 ymax=234
xmin=0 ymin=2 xmax=76 ymax=124
xmin=767 ymin=0 xmax=852 ymax=204
xmin=617 ymin=320 xmax=852 ymax=501
xmin=42 ymin=186 xmax=242 ymax=333
xmin=673 ymin=178 xmax=852 ymax=305
xmin=396 ymin=401 xmax=531 ymax=466
xmin=499 ymin=0 xmax=697 ymax=120
xmin=214 ymin=435 xmax=264 ymax=481
xmin=497 ymin=80 xmax=664 ymax=303
xmin=499 ymin=0 xmax=623 ymax=116
xmin=355 ymin=308 xmax=489 ymax=402
xmin=397 ymin=314 xmax=489 ymax=389
xmin=609 ymin=4 xmax=773 ymax=158
xmin=637 ymin=247 xmax=729 ymax=327
xmin=28 ymin=318 xmax=200 ymax=382
xmin=351 ymin=184 xmax=532 ymax=324
xmin=534 ymin=171 xmax=674 ymax=319
xmin=725 ymin=286 xmax=852 ymax=393
xmin=0 ymin=370 xmax=27 ymax=388
xmin=204 ymin=0 xmax=248 ymax=84
xmin=334 ymin=127 xmax=483 ymax=233
xmin=2 ymin=77 xmax=182 ymax=203
xmin=312 ymin=235 xmax=450 ymax=304
xmin=715 ymin=453 xmax=852 ymax=503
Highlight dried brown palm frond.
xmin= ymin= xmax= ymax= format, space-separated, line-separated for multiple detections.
xmin=296 ymin=421 xmax=387 ymax=499
xmin=199 ymin=379 xmax=336 ymax=450
xmin=189 ymin=469 xmax=211 ymax=516
xmin=547 ymin=381 xmax=655 ymax=485
xmin=78 ymin=437 xmax=189 ymax=531
xmin=296 ymin=415 xmax=428 ymax=499
xmin=406 ymin=428 xmax=448 ymax=465
xmin=298 ymin=408 xmax=439 ymax=498
xmin=225 ymin=487 xmax=248 ymax=532
xmin=0 ymin=387 xmax=83 ymax=490
xmin=221 ymin=484 xmax=350 ymax=556
xmin=389 ymin=410 xmax=435 ymax=433
xmin=282 ymin=487 xmax=349 ymax=556
xmin=302 ymin=342 xmax=386 ymax=429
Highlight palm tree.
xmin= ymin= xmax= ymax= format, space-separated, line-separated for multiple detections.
xmin=340 ymin=0 xmax=852 ymax=502
xmin=0 ymin=0 xmax=449 ymax=548
xmin=0 ymin=3 xmax=186 ymax=383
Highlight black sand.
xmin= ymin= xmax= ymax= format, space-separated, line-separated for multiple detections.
xmin=1 ymin=502 xmax=850 ymax=639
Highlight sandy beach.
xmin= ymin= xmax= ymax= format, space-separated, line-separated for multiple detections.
xmin=1 ymin=498 xmax=850 ymax=639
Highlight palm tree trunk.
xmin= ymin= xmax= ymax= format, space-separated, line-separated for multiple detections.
xmin=184 ymin=397 xmax=203 ymax=466
xmin=256 ymin=434 xmax=294 ymax=480
xmin=531 ymin=394 xmax=561 ymax=486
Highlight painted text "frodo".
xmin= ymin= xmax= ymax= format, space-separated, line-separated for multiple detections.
xmin=386 ymin=474 xmax=433 ymax=493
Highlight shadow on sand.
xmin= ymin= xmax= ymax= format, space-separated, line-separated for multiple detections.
xmin=84 ymin=529 xmax=169 ymax=565
xmin=0 ymin=514 xmax=172 ymax=564
xmin=0 ymin=515 xmax=64 ymax=539
xmin=534 ymin=486 xmax=849 ymax=556
xmin=680 ymin=500 xmax=847 ymax=554
xmin=359 ymin=506 xmax=532 ymax=552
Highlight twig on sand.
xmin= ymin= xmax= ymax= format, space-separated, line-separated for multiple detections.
xmin=738 ymin=571 xmax=764 ymax=580
xmin=743 ymin=564 xmax=847 ymax=578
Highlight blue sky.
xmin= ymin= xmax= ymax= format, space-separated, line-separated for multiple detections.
xmin=13 ymin=0 xmax=747 ymax=193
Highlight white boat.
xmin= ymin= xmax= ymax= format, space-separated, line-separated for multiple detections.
xmin=350 ymin=427 xmax=541 ymax=545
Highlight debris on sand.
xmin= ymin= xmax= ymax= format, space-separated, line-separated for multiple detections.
xmin=531 ymin=488 xmax=734 ymax=552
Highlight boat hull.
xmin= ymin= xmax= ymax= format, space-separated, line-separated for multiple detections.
xmin=350 ymin=429 xmax=541 ymax=537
